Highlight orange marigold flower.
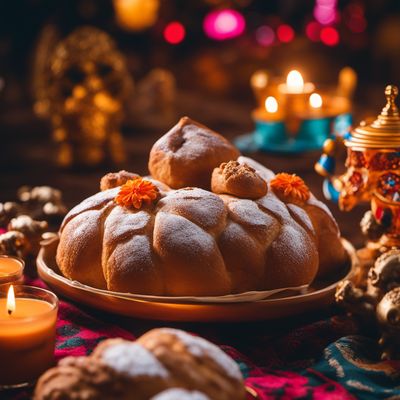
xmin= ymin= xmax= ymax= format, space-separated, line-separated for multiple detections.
xmin=270 ymin=173 xmax=310 ymax=202
xmin=115 ymin=178 xmax=159 ymax=209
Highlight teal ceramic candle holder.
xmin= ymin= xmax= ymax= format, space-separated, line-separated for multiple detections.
xmin=235 ymin=113 xmax=352 ymax=154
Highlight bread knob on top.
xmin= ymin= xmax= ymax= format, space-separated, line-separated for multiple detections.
xmin=211 ymin=160 xmax=267 ymax=199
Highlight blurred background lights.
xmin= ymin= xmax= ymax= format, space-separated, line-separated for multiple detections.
xmin=203 ymin=9 xmax=246 ymax=40
xmin=265 ymin=96 xmax=278 ymax=113
xmin=320 ymin=26 xmax=339 ymax=46
xmin=276 ymin=24 xmax=295 ymax=43
xmin=255 ymin=25 xmax=275 ymax=46
xmin=345 ymin=2 xmax=367 ymax=33
xmin=164 ymin=21 xmax=186 ymax=44
xmin=309 ymin=93 xmax=323 ymax=108
xmin=306 ymin=21 xmax=322 ymax=41
xmin=314 ymin=0 xmax=338 ymax=25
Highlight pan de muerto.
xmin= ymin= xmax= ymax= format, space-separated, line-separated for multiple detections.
xmin=56 ymin=117 xmax=348 ymax=295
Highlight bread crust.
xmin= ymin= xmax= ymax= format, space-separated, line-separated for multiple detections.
xmin=57 ymin=120 xmax=347 ymax=296
xmin=148 ymin=117 xmax=240 ymax=189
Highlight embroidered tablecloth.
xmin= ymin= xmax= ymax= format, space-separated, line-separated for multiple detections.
xmin=8 ymin=277 xmax=400 ymax=400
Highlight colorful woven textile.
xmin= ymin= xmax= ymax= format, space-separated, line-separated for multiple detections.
xmin=9 ymin=278 xmax=400 ymax=399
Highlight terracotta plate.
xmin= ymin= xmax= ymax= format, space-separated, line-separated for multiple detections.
xmin=37 ymin=237 xmax=358 ymax=322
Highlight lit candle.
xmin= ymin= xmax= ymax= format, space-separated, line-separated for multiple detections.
xmin=286 ymin=70 xmax=304 ymax=93
xmin=278 ymin=70 xmax=315 ymax=95
xmin=0 ymin=285 xmax=58 ymax=388
xmin=0 ymin=255 xmax=24 ymax=284
xmin=265 ymin=96 xmax=278 ymax=113
xmin=252 ymin=96 xmax=282 ymax=122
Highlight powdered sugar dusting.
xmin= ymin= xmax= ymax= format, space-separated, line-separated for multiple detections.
xmin=151 ymin=389 xmax=210 ymax=400
xmin=287 ymin=204 xmax=314 ymax=233
xmin=60 ymin=187 xmax=119 ymax=231
xmin=257 ymin=191 xmax=291 ymax=222
xmin=104 ymin=207 xmax=151 ymax=243
xmin=157 ymin=188 xmax=226 ymax=233
xmin=102 ymin=342 xmax=169 ymax=378
xmin=159 ymin=329 xmax=242 ymax=380
xmin=227 ymin=198 xmax=275 ymax=227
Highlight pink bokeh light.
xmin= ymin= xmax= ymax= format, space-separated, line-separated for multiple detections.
xmin=255 ymin=25 xmax=275 ymax=46
xmin=313 ymin=0 xmax=338 ymax=25
xmin=203 ymin=9 xmax=246 ymax=40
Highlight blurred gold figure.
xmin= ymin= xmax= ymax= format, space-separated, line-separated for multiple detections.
xmin=35 ymin=26 xmax=133 ymax=167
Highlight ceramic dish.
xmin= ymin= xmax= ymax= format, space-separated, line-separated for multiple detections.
xmin=37 ymin=236 xmax=358 ymax=322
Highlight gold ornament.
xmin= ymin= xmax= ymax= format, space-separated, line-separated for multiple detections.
xmin=317 ymin=85 xmax=400 ymax=359
xmin=37 ymin=26 xmax=133 ymax=167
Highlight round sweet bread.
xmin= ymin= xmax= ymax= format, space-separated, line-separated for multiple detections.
xmin=34 ymin=328 xmax=246 ymax=400
xmin=56 ymin=118 xmax=348 ymax=295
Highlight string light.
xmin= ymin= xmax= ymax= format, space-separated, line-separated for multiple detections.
xmin=305 ymin=21 xmax=321 ymax=42
xmin=320 ymin=26 xmax=339 ymax=46
xmin=203 ymin=9 xmax=245 ymax=40
xmin=345 ymin=3 xmax=367 ymax=33
xmin=255 ymin=25 xmax=275 ymax=46
xmin=164 ymin=21 xmax=186 ymax=44
xmin=277 ymin=24 xmax=295 ymax=43
xmin=314 ymin=0 xmax=338 ymax=25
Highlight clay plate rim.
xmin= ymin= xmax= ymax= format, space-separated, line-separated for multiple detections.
xmin=36 ymin=237 xmax=357 ymax=322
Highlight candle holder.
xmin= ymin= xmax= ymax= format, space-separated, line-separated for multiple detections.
xmin=0 ymin=255 xmax=24 ymax=285
xmin=0 ymin=285 xmax=58 ymax=389
xmin=315 ymin=85 xmax=400 ymax=359
xmin=235 ymin=67 xmax=356 ymax=154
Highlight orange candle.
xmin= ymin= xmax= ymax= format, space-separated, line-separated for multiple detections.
xmin=0 ymin=285 xmax=58 ymax=388
xmin=0 ymin=255 xmax=24 ymax=284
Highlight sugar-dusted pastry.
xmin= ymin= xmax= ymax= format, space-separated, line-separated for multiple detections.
xmin=34 ymin=328 xmax=246 ymax=400
xmin=148 ymin=116 xmax=240 ymax=189
xmin=211 ymin=160 xmax=267 ymax=199
xmin=56 ymin=118 xmax=348 ymax=295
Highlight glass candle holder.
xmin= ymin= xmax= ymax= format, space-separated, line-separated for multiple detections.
xmin=0 ymin=256 xmax=24 ymax=285
xmin=0 ymin=285 xmax=58 ymax=389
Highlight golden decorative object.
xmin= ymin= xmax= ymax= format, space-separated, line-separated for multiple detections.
xmin=317 ymin=85 xmax=400 ymax=359
xmin=317 ymin=85 xmax=400 ymax=249
xmin=113 ymin=0 xmax=160 ymax=31
xmin=36 ymin=26 xmax=133 ymax=168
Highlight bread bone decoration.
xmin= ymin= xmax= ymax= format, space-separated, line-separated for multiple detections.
xmin=56 ymin=117 xmax=348 ymax=296
xmin=34 ymin=328 xmax=246 ymax=400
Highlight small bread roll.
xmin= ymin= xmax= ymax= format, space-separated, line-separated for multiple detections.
xmin=148 ymin=117 xmax=239 ymax=189
xmin=34 ymin=328 xmax=246 ymax=400
xmin=211 ymin=161 xmax=267 ymax=199
xmin=100 ymin=170 xmax=140 ymax=191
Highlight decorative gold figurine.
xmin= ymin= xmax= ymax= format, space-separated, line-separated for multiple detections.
xmin=316 ymin=85 xmax=400 ymax=251
xmin=35 ymin=26 xmax=133 ymax=167
xmin=317 ymin=85 xmax=400 ymax=359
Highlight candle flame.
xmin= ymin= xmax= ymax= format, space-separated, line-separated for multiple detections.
xmin=265 ymin=96 xmax=278 ymax=113
xmin=7 ymin=285 xmax=15 ymax=315
xmin=309 ymin=93 xmax=323 ymax=108
xmin=286 ymin=70 xmax=304 ymax=93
